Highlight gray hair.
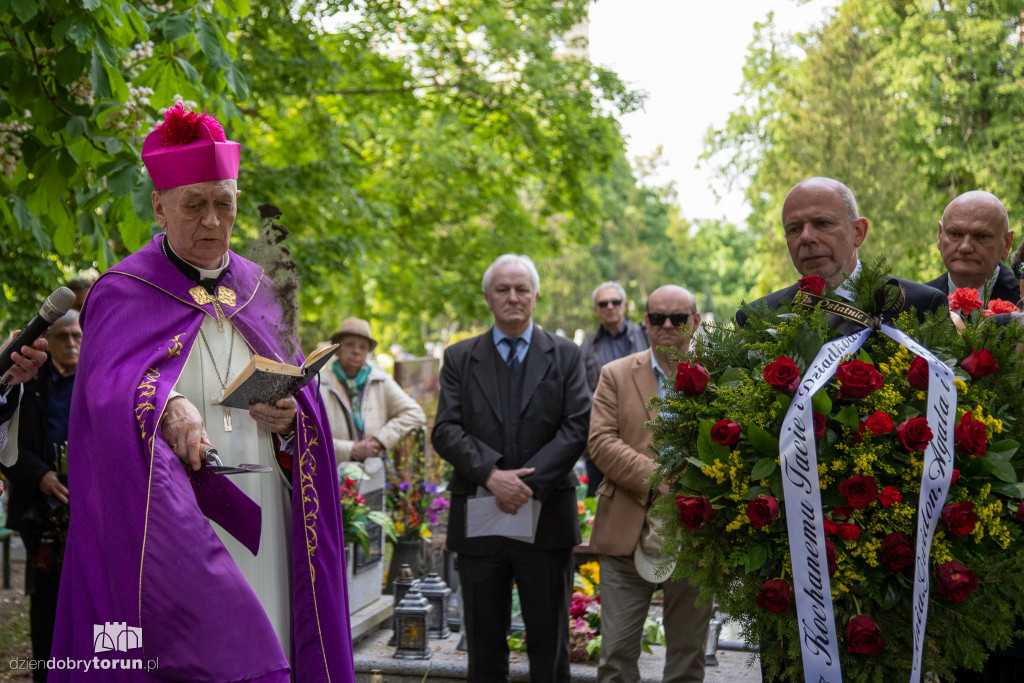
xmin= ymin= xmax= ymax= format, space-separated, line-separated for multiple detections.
xmin=591 ymin=281 xmax=626 ymax=304
xmin=49 ymin=309 xmax=80 ymax=331
xmin=481 ymin=254 xmax=540 ymax=295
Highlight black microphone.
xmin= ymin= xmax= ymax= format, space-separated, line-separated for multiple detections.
xmin=0 ymin=286 xmax=76 ymax=382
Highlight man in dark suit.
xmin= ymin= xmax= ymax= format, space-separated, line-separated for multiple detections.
xmin=0 ymin=311 xmax=78 ymax=680
xmin=925 ymin=190 xmax=1017 ymax=304
xmin=737 ymin=177 xmax=947 ymax=327
xmin=432 ymin=254 xmax=590 ymax=683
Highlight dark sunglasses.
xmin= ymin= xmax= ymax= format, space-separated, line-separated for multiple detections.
xmin=1013 ymin=262 xmax=1024 ymax=280
xmin=596 ymin=299 xmax=623 ymax=308
xmin=647 ymin=312 xmax=692 ymax=326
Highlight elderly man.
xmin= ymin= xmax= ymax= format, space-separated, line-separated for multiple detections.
xmin=51 ymin=104 xmax=353 ymax=682
xmin=589 ymin=285 xmax=712 ymax=683
xmin=578 ymin=281 xmax=648 ymax=496
xmin=432 ymin=254 xmax=590 ymax=683
xmin=0 ymin=311 xmax=80 ymax=681
xmin=737 ymin=177 xmax=947 ymax=327
xmin=925 ymin=190 xmax=1017 ymax=304
xmin=320 ymin=317 xmax=425 ymax=468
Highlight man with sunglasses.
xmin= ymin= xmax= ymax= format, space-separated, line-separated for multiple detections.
xmin=925 ymin=190 xmax=1018 ymax=306
xmin=588 ymin=285 xmax=711 ymax=683
xmin=579 ymin=282 xmax=648 ymax=495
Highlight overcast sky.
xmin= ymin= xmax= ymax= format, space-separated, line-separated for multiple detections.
xmin=588 ymin=0 xmax=841 ymax=225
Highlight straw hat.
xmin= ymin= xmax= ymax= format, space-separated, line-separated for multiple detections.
xmin=330 ymin=317 xmax=378 ymax=349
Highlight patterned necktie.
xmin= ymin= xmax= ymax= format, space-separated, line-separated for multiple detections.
xmin=502 ymin=337 xmax=523 ymax=370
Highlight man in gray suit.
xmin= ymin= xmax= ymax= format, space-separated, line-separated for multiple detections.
xmin=432 ymin=254 xmax=590 ymax=683
xmin=925 ymin=190 xmax=1017 ymax=304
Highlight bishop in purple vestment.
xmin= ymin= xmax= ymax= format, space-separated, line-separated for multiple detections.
xmin=50 ymin=103 xmax=354 ymax=682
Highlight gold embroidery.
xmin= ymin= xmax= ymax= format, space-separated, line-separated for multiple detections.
xmin=167 ymin=334 xmax=185 ymax=358
xmin=188 ymin=286 xmax=237 ymax=333
xmin=134 ymin=367 xmax=161 ymax=453
xmin=299 ymin=413 xmax=320 ymax=583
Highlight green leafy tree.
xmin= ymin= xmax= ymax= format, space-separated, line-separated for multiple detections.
xmin=705 ymin=2 xmax=1023 ymax=294
xmin=233 ymin=0 xmax=641 ymax=350
xmin=0 ymin=0 xmax=247 ymax=321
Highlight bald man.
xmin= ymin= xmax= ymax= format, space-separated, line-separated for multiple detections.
xmin=926 ymin=190 xmax=1018 ymax=303
xmin=737 ymin=177 xmax=947 ymax=329
xmin=588 ymin=285 xmax=711 ymax=683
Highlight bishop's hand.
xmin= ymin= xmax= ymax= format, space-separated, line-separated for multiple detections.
xmin=249 ymin=396 xmax=297 ymax=435
xmin=161 ymin=396 xmax=213 ymax=472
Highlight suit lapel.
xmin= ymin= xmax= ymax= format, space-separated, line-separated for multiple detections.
xmin=631 ymin=352 xmax=660 ymax=422
xmin=471 ymin=332 xmax=503 ymax=422
xmin=520 ymin=328 xmax=553 ymax=414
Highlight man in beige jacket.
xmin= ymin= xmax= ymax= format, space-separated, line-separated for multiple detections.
xmin=319 ymin=318 xmax=426 ymax=469
xmin=588 ymin=285 xmax=711 ymax=683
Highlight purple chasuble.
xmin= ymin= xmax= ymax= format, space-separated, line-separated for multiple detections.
xmin=51 ymin=235 xmax=354 ymax=682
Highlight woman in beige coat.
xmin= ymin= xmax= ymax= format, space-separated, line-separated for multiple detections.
xmin=319 ymin=318 xmax=426 ymax=468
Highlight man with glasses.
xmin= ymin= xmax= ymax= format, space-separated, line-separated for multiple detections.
xmin=925 ymin=190 xmax=1018 ymax=305
xmin=588 ymin=285 xmax=711 ymax=683
xmin=0 ymin=311 xmax=79 ymax=680
xmin=579 ymin=282 xmax=648 ymax=495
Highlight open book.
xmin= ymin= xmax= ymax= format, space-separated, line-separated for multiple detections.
xmin=216 ymin=343 xmax=339 ymax=409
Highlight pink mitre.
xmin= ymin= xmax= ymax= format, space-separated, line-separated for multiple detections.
xmin=141 ymin=102 xmax=241 ymax=190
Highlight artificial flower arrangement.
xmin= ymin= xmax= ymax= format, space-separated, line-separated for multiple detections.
xmin=507 ymin=558 xmax=664 ymax=663
xmin=339 ymin=463 xmax=396 ymax=555
xmin=384 ymin=429 xmax=451 ymax=541
xmin=575 ymin=474 xmax=597 ymax=540
xmin=650 ymin=262 xmax=1024 ymax=682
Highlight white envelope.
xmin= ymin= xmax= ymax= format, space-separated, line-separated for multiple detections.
xmin=466 ymin=488 xmax=542 ymax=543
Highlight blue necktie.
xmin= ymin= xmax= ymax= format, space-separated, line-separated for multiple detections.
xmin=502 ymin=337 xmax=523 ymax=370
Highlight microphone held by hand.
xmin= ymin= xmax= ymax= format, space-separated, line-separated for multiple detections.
xmin=0 ymin=286 xmax=76 ymax=381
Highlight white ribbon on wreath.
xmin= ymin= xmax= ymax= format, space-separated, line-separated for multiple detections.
xmin=778 ymin=324 xmax=956 ymax=683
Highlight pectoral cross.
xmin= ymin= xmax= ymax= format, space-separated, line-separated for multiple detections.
xmin=223 ymin=406 xmax=233 ymax=432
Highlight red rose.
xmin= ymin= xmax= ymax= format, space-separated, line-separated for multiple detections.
xmin=948 ymin=287 xmax=983 ymax=314
xmin=896 ymin=417 xmax=933 ymax=452
xmin=823 ymin=519 xmax=839 ymax=536
xmin=579 ymin=475 xmax=589 ymax=485
xmin=832 ymin=506 xmax=853 ymax=519
xmin=936 ymin=560 xmax=979 ymax=602
xmin=756 ymin=579 xmax=794 ymax=613
xmin=813 ymin=411 xmax=826 ymax=441
xmin=676 ymin=495 xmax=714 ymax=530
xmin=826 ymin=540 xmax=838 ymax=576
xmin=845 ymin=615 xmax=885 ymax=655
xmin=1017 ymin=500 xmax=1024 ymax=524
xmin=907 ymin=356 xmax=930 ymax=391
xmin=746 ymin=495 xmax=780 ymax=529
xmin=983 ymin=298 xmax=1020 ymax=317
xmin=879 ymin=485 xmax=902 ymax=508
xmin=835 ymin=360 xmax=885 ymax=400
xmin=852 ymin=420 xmax=868 ymax=444
xmin=961 ymin=349 xmax=998 ymax=379
xmin=950 ymin=469 xmax=960 ymax=485
xmin=865 ymin=411 xmax=894 ymax=435
xmin=941 ymin=501 xmax=978 ymax=537
xmin=879 ymin=532 xmax=914 ymax=572
xmin=711 ymin=419 xmax=741 ymax=447
xmin=954 ymin=411 xmax=988 ymax=456
xmin=675 ymin=361 xmax=710 ymax=395
xmin=838 ymin=475 xmax=878 ymax=509
xmin=798 ymin=275 xmax=826 ymax=296
xmin=763 ymin=356 xmax=801 ymax=393
xmin=837 ymin=522 xmax=861 ymax=541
